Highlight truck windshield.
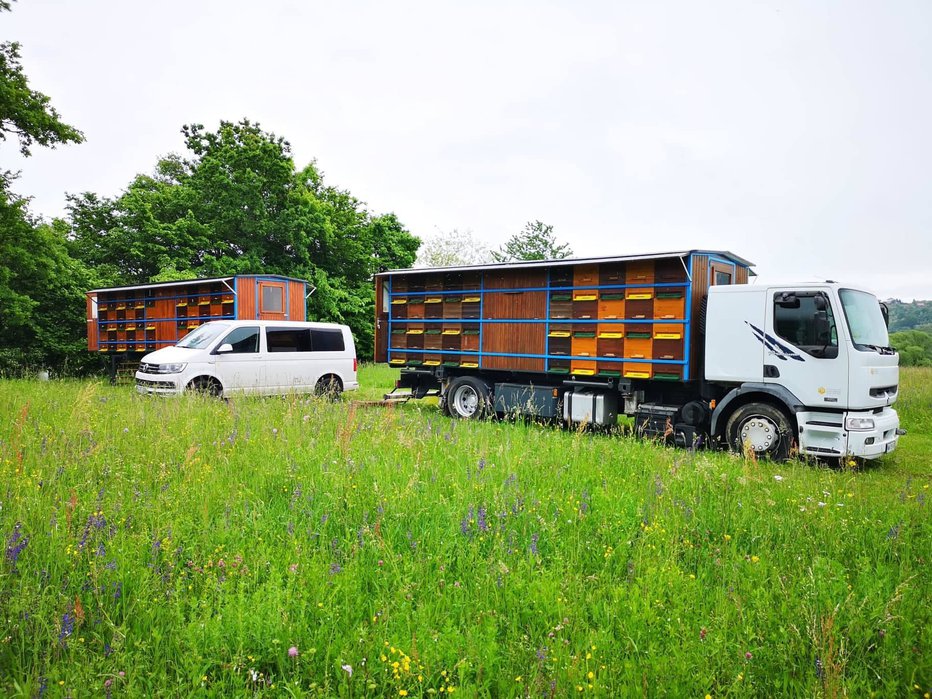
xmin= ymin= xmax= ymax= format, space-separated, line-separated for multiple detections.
xmin=177 ymin=323 xmax=229 ymax=349
xmin=839 ymin=289 xmax=891 ymax=351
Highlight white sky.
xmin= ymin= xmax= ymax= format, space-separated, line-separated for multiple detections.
xmin=4 ymin=0 xmax=931 ymax=300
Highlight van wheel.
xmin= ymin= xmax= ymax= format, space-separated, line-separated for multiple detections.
xmin=726 ymin=402 xmax=792 ymax=461
xmin=315 ymin=375 xmax=343 ymax=400
xmin=446 ymin=376 xmax=491 ymax=419
xmin=188 ymin=376 xmax=222 ymax=398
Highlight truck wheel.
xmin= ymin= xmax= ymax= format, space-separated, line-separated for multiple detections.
xmin=446 ymin=376 xmax=491 ymax=420
xmin=725 ymin=402 xmax=793 ymax=460
xmin=188 ymin=376 xmax=222 ymax=398
xmin=315 ymin=375 xmax=343 ymax=400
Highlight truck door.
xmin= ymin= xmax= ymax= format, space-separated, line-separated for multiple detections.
xmin=762 ymin=288 xmax=848 ymax=408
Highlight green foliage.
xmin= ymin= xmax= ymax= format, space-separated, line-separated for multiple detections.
xmin=0 ymin=12 xmax=84 ymax=155
xmin=0 ymin=367 xmax=929 ymax=696
xmin=886 ymin=299 xmax=932 ymax=332
xmin=67 ymin=120 xmax=420 ymax=359
xmin=0 ymin=175 xmax=96 ymax=375
xmin=890 ymin=329 xmax=932 ymax=367
xmin=491 ymin=220 xmax=573 ymax=262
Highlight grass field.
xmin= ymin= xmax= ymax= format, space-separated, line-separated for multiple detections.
xmin=0 ymin=366 xmax=929 ymax=697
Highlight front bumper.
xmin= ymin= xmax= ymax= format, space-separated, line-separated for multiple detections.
xmin=135 ymin=372 xmax=183 ymax=395
xmin=797 ymin=407 xmax=900 ymax=460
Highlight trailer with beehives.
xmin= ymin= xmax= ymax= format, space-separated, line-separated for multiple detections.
xmin=86 ymin=275 xmax=310 ymax=378
xmin=374 ymin=250 xmax=903 ymax=461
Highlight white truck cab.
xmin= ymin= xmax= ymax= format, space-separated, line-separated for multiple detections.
xmin=705 ymin=283 xmax=900 ymax=460
xmin=135 ymin=320 xmax=358 ymax=398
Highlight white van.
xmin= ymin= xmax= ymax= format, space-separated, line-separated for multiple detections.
xmin=135 ymin=320 xmax=359 ymax=398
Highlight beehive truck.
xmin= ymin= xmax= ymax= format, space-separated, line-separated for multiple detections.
xmin=373 ymin=251 xmax=902 ymax=460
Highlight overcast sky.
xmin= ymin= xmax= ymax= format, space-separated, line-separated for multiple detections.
xmin=4 ymin=0 xmax=930 ymax=299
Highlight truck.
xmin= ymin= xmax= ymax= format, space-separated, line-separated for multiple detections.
xmin=373 ymin=250 xmax=902 ymax=461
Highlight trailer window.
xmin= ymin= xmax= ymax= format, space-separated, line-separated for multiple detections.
xmin=773 ymin=292 xmax=838 ymax=358
xmin=261 ymin=285 xmax=284 ymax=313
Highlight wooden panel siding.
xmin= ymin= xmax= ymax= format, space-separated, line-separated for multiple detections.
xmin=482 ymin=322 xmax=545 ymax=372
xmin=482 ymin=291 xmax=547 ymax=320
xmin=374 ymin=251 xmax=751 ymax=381
xmin=236 ymin=277 xmax=257 ymax=319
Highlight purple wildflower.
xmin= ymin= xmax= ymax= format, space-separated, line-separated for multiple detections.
xmin=59 ymin=611 xmax=75 ymax=645
xmin=288 ymin=646 xmax=298 ymax=658
xmin=477 ymin=505 xmax=488 ymax=532
xmin=5 ymin=523 xmax=28 ymax=570
xmin=530 ymin=532 xmax=539 ymax=556
xmin=329 ymin=563 xmax=342 ymax=575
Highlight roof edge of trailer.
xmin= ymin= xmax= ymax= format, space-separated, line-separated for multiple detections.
xmin=87 ymin=274 xmax=310 ymax=295
xmin=376 ymin=250 xmax=754 ymax=277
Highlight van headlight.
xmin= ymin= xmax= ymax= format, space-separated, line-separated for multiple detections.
xmin=156 ymin=363 xmax=187 ymax=374
xmin=845 ymin=416 xmax=875 ymax=431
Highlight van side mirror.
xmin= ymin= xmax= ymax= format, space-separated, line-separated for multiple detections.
xmin=880 ymin=302 xmax=890 ymax=329
xmin=215 ymin=343 xmax=234 ymax=354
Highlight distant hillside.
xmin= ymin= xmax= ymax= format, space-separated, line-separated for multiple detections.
xmin=886 ymin=299 xmax=932 ymax=332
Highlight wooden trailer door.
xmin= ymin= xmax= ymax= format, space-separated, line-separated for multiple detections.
xmin=374 ymin=277 xmax=388 ymax=362
xmin=257 ymin=280 xmax=287 ymax=320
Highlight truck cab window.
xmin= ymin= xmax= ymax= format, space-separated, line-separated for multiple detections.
xmin=773 ymin=292 xmax=838 ymax=358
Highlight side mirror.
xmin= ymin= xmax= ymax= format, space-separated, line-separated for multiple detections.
xmin=880 ymin=302 xmax=890 ymax=329
xmin=813 ymin=294 xmax=827 ymax=311
xmin=215 ymin=343 xmax=234 ymax=354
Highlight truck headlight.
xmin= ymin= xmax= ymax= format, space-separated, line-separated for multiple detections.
xmin=157 ymin=363 xmax=187 ymax=374
xmin=845 ymin=416 xmax=875 ymax=431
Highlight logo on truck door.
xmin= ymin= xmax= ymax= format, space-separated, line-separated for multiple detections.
xmin=746 ymin=322 xmax=805 ymax=362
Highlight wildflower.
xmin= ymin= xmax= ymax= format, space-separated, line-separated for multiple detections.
xmin=745 ymin=651 xmax=753 ymax=660
xmin=700 ymin=627 xmax=707 ymax=641
xmin=341 ymin=664 xmax=353 ymax=677
xmin=773 ymin=475 xmax=783 ymax=481
xmin=5 ymin=523 xmax=28 ymax=570
xmin=477 ymin=505 xmax=488 ymax=532
xmin=288 ymin=646 xmax=298 ymax=658
xmin=58 ymin=611 xmax=75 ymax=645
xmin=530 ymin=532 xmax=539 ymax=556
xmin=751 ymin=555 xmax=760 ymax=563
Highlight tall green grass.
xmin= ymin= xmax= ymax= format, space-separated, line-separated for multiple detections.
xmin=0 ymin=368 xmax=929 ymax=697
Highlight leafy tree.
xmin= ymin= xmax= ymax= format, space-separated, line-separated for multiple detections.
xmin=416 ymin=229 xmax=493 ymax=268
xmin=0 ymin=176 xmax=92 ymax=373
xmin=68 ymin=119 xmax=420 ymax=359
xmin=1 ymin=2 xmax=84 ymax=155
xmin=0 ymin=0 xmax=87 ymax=373
xmin=491 ymin=220 xmax=572 ymax=262
xmin=890 ymin=329 xmax=932 ymax=367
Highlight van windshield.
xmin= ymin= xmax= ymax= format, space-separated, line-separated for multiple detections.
xmin=177 ymin=323 xmax=230 ymax=349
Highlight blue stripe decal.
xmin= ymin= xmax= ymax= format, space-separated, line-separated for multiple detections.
xmin=747 ymin=322 xmax=805 ymax=362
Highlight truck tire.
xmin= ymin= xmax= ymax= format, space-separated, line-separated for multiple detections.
xmin=315 ymin=375 xmax=343 ymax=400
xmin=725 ymin=402 xmax=793 ymax=461
xmin=446 ymin=376 xmax=491 ymax=420
xmin=187 ymin=376 xmax=223 ymax=398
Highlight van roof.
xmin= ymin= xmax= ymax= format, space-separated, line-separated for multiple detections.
xmin=200 ymin=319 xmax=350 ymax=329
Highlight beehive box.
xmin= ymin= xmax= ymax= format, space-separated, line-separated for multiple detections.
xmin=374 ymin=251 xmax=751 ymax=383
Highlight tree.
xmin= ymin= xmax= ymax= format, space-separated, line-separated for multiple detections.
xmin=0 ymin=175 xmax=92 ymax=373
xmin=416 ymin=229 xmax=493 ymax=268
xmin=1 ymin=2 xmax=84 ymax=155
xmin=68 ymin=119 xmax=420 ymax=359
xmin=491 ymin=220 xmax=572 ymax=262
xmin=0 ymin=0 xmax=87 ymax=373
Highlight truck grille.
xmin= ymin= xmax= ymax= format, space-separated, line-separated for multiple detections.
xmin=136 ymin=379 xmax=175 ymax=389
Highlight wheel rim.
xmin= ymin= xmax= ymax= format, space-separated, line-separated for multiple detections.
xmin=739 ymin=415 xmax=781 ymax=453
xmin=452 ymin=385 xmax=479 ymax=417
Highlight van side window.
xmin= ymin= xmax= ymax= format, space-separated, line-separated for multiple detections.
xmin=311 ymin=328 xmax=345 ymax=352
xmin=266 ymin=328 xmax=312 ymax=352
xmin=222 ymin=326 xmax=260 ymax=353
xmin=773 ymin=292 xmax=838 ymax=358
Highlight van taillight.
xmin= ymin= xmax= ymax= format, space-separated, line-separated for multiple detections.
xmin=353 ymin=357 xmax=358 ymax=372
